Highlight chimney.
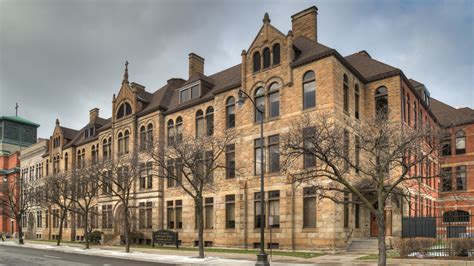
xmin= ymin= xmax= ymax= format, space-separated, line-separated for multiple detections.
xmin=188 ymin=53 xmax=204 ymax=78
xmin=291 ymin=6 xmax=318 ymax=42
xmin=89 ymin=108 xmax=99 ymax=123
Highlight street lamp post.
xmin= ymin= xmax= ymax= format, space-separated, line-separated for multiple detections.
xmin=19 ymin=175 xmax=24 ymax=244
xmin=236 ymin=89 xmax=269 ymax=266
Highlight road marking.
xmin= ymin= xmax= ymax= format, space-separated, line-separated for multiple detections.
xmin=43 ymin=255 xmax=61 ymax=259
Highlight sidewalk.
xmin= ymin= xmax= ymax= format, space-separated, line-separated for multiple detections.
xmin=1 ymin=240 xmax=474 ymax=265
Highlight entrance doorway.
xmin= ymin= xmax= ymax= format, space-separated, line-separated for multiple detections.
xmin=370 ymin=212 xmax=378 ymax=237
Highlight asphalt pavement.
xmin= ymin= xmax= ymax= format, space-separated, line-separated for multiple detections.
xmin=0 ymin=244 xmax=175 ymax=266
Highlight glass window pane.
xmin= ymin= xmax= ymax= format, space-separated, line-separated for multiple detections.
xmin=191 ymin=85 xmax=200 ymax=99
xmin=269 ymin=92 xmax=279 ymax=118
xmin=304 ymin=81 xmax=316 ymax=109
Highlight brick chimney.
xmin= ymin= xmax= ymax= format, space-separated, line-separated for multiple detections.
xmin=291 ymin=6 xmax=318 ymax=42
xmin=89 ymin=108 xmax=99 ymax=123
xmin=188 ymin=53 xmax=204 ymax=78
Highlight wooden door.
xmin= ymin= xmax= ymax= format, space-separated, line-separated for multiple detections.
xmin=370 ymin=212 xmax=378 ymax=237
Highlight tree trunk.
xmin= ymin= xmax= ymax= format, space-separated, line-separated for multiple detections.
xmin=17 ymin=214 xmax=24 ymax=245
xmin=124 ymin=206 xmax=130 ymax=253
xmin=57 ymin=213 xmax=66 ymax=246
xmin=377 ymin=198 xmax=387 ymax=266
xmin=84 ymin=214 xmax=90 ymax=249
xmin=197 ymin=200 xmax=204 ymax=258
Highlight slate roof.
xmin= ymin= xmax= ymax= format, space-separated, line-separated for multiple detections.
xmin=60 ymin=126 xmax=79 ymax=140
xmin=63 ymin=117 xmax=110 ymax=148
xmin=344 ymin=51 xmax=401 ymax=82
xmin=430 ymin=98 xmax=474 ymax=128
xmin=56 ymin=32 xmax=450 ymax=147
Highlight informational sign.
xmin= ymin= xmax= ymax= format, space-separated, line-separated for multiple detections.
xmin=152 ymin=230 xmax=179 ymax=248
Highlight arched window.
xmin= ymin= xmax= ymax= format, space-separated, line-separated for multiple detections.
xmin=456 ymin=130 xmax=466 ymax=154
xmin=46 ymin=159 xmax=49 ymax=176
xmin=124 ymin=130 xmax=130 ymax=154
xmin=206 ymin=106 xmax=214 ymax=136
xmin=226 ymin=97 xmax=235 ymax=129
xmin=303 ymin=71 xmax=316 ymax=109
xmin=253 ymin=52 xmax=261 ymax=72
xmin=76 ymin=151 xmax=81 ymax=170
xmin=176 ymin=117 xmax=183 ymax=143
xmin=102 ymin=139 xmax=108 ymax=159
xmin=407 ymin=94 xmax=411 ymax=125
xmin=343 ymin=74 xmax=349 ymax=113
xmin=107 ymin=137 xmax=112 ymax=158
xmin=91 ymin=145 xmax=97 ymax=163
xmin=64 ymin=153 xmax=68 ymax=171
xmin=254 ymin=87 xmax=265 ymax=122
xmin=268 ymin=83 xmax=280 ymax=118
xmin=167 ymin=119 xmax=175 ymax=145
xmin=147 ymin=123 xmax=153 ymax=148
xmin=413 ymin=101 xmax=417 ymax=128
xmin=443 ymin=210 xmax=470 ymax=223
xmin=272 ymin=43 xmax=280 ymax=65
xmin=140 ymin=126 xmax=146 ymax=151
xmin=354 ymin=84 xmax=360 ymax=119
xmin=375 ymin=86 xmax=388 ymax=119
xmin=117 ymin=102 xmax=132 ymax=119
xmin=196 ymin=110 xmax=205 ymax=137
xmin=118 ymin=132 xmax=124 ymax=155
xmin=263 ymin=48 xmax=271 ymax=69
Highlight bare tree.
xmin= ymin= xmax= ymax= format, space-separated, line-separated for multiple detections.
xmin=281 ymin=112 xmax=440 ymax=266
xmin=63 ymin=164 xmax=100 ymax=249
xmin=43 ymin=172 xmax=74 ymax=246
xmin=145 ymin=129 xmax=236 ymax=258
xmin=90 ymin=155 xmax=141 ymax=253
xmin=0 ymin=175 xmax=35 ymax=244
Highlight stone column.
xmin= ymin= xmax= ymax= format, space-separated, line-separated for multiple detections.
xmin=385 ymin=196 xmax=392 ymax=236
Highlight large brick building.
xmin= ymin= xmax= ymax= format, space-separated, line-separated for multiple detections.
xmin=430 ymin=98 xmax=474 ymax=221
xmin=1 ymin=115 xmax=38 ymax=237
xmin=21 ymin=6 xmax=446 ymax=251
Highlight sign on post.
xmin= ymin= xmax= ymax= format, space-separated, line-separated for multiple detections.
xmin=152 ymin=230 xmax=179 ymax=248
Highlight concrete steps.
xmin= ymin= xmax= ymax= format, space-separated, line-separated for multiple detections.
xmin=347 ymin=238 xmax=379 ymax=253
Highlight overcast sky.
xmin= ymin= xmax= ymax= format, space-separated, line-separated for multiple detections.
xmin=1 ymin=0 xmax=473 ymax=138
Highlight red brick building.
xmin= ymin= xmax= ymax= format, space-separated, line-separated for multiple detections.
xmin=431 ymin=98 xmax=474 ymax=220
xmin=0 ymin=152 xmax=20 ymax=237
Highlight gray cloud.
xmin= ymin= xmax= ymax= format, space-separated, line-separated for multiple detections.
xmin=1 ymin=0 xmax=472 ymax=138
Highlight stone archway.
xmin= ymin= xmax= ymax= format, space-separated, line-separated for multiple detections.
xmin=114 ymin=204 xmax=125 ymax=236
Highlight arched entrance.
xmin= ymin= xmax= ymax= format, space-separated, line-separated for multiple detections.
xmin=114 ymin=205 xmax=125 ymax=236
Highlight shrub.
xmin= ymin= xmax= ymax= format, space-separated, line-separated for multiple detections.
xmin=394 ymin=238 xmax=436 ymax=257
xmin=394 ymin=238 xmax=412 ymax=257
xmin=416 ymin=238 xmax=436 ymax=255
xmin=87 ymin=231 xmax=103 ymax=244
xmin=448 ymin=238 xmax=474 ymax=257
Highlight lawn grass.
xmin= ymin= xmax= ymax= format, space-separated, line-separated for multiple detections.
xmin=133 ymin=245 xmax=324 ymax=258
xmin=357 ymin=250 xmax=399 ymax=260
xmin=25 ymin=239 xmax=322 ymax=259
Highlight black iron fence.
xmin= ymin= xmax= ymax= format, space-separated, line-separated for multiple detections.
xmin=402 ymin=212 xmax=474 ymax=257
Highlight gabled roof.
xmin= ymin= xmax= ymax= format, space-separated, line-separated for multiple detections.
xmin=430 ymin=98 xmax=474 ymax=128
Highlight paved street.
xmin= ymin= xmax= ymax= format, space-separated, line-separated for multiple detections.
xmin=0 ymin=244 xmax=173 ymax=266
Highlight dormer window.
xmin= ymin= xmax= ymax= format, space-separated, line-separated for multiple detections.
xmin=179 ymin=83 xmax=201 ymax=103
xmin=84 ymin=127 xmax=95 ymax=139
